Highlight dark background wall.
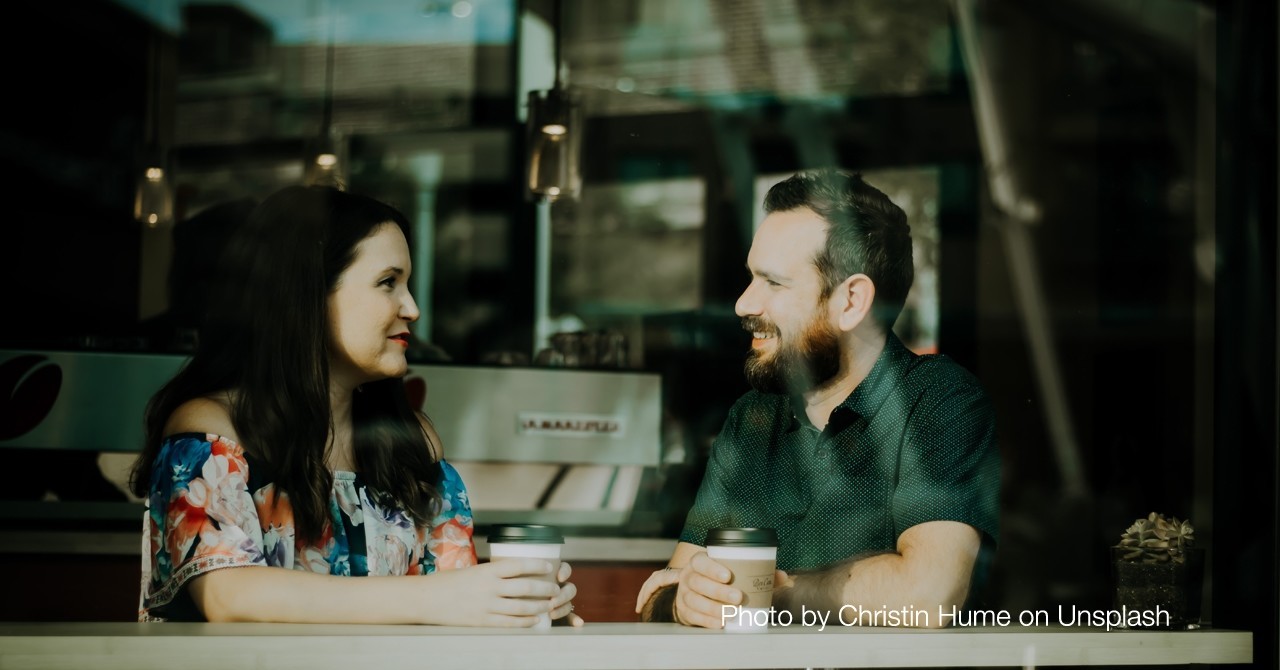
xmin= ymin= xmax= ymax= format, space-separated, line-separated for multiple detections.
xmin=0 ymin=2 xmax=150 ymax=346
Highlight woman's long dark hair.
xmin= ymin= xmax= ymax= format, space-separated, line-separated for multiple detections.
xmin=130 ymin=186 xmax=442 ymax=543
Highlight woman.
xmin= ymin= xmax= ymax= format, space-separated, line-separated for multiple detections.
xmin=130 ymin=186 xmax=580 ymax=626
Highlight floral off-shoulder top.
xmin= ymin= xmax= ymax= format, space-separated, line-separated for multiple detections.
xmin=139 ymin=433 xmax=478 ymax=622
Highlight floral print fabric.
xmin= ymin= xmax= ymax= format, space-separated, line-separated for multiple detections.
xmin=139 ymin=432 xmax=477 ymax=621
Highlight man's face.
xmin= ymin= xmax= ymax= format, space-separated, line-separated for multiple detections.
xmin=735 ymin=208 xmax=843 ymax=394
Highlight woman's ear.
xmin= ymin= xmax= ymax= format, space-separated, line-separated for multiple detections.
xmin=835 ymin=273 xmax=876 ymax=332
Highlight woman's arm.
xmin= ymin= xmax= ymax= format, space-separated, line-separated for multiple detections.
xmin=161 ymin=406 xmax=577 ymax=626
xmin=189 ymin=558 xmax=573 ymax=626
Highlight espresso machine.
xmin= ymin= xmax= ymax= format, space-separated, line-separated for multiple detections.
xmin=0 ymin=349 xmax=662 ymax=532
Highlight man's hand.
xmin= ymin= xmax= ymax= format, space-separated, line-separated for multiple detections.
xmin=672 ymin=552 xmax=745 ymax=628
xmin=635 ymin=567 xmax=681 ymax=615
xmin=675 ymin=552 xmax=742 ymax=628
xmin=636 ymin=551 xmax=745 ymax=627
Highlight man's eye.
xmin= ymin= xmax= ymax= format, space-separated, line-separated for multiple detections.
xmin=766 ymin=279 xmax=781 ymax=287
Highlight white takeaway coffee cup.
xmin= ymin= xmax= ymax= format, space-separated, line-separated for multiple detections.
xmin=487 ymin=524 xmax=565 ymax=629
xmin=706 ymin=527 xmax=778 ymax=633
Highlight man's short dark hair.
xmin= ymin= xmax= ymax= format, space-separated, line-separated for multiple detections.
xmin=763 ymin=169 xmax=914 ymax=329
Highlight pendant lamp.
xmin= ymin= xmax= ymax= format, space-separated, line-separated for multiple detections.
xmin=134 ymin=26 xmax=174 ymax=228
xmin=305 ymin=13 xmax=346 ymax=189
xmin=526 ymin=0 xmax=582 ymax=201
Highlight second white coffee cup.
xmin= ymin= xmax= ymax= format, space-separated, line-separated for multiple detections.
xmin=487 ymin=524 xmax=565 ymax=629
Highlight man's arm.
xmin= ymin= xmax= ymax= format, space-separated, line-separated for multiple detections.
xmin=774 ymin=372 xmax=998 ymax=628
xmin=773 ymin=520 xmax=980 ymax=628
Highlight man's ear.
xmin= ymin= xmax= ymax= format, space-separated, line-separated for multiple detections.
xmin=834 ymin=273 xmax=875 ymax=332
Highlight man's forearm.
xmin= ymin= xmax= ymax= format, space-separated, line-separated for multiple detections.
xmin=774 ymin=536 xmax=973 ymax=629
xmin=640 ymin=584 xmax=679 ymax=622
xmin=773 ymin=551 xmax=893 ymax=617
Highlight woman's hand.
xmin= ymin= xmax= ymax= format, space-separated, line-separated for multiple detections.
xmin=551 ymin=561 xmax=585 ymax=627
xmin=421 ymin=558 xmax=561 ymax=627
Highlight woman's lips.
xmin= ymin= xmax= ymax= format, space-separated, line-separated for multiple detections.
xmin=389 ymin=334 xmax=409 ymax=347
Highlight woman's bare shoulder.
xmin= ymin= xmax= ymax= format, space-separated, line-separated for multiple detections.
xmin=164 ymin=394 xmax=239 ymax=443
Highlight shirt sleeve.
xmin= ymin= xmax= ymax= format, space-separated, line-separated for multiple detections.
xmin=893 ymin=380 xmax=1001 ymax=544
xmin=141 ymin=434 xmax=268 ymax=621
xmin=420 ymin=459 xmax=478 ymax=572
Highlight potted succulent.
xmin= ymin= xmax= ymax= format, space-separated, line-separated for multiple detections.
xmin=1112 ymin=512 xmax=1205 ymax=629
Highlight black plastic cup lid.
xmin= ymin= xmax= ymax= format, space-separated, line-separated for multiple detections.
xmin=487 ymin=524 xmax=565 ymax=545
xmin=706 ymin=527 xmax=777 ymax=547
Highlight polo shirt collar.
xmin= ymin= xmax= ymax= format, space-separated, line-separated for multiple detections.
xmin=787 ymin=332 xmax=915 ymax=430
xmin=838 ymin=332 xmax=914 ymax=421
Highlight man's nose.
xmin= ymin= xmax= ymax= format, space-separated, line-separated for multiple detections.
xmin=735 ymin=281 xmax=762 ymax=317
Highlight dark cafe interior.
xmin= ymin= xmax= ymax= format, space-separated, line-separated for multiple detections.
xmin=0 ymin=0 xmax=1275 ymax=668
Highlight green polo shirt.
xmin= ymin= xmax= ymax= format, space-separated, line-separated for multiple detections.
xmin=679 ymin=333 xmax=1000 ymax=572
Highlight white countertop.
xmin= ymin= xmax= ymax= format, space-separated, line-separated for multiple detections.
xmin=0 ymin=622 xmax=1252 ymax=669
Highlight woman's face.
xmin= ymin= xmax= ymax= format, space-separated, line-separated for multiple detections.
xmin=327 ymin=223 xmax=420 ymax=388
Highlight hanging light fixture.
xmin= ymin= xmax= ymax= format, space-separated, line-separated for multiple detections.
xmin=134 ymin=26 xmax=174 ymax=228
xmin=526 ymin=0 xmax=582 ymax=201
xmin=305 ymin=10 xmax=347 ymax=189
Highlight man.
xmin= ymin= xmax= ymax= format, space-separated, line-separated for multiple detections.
xmin=635 ymin=169 xmax=1000 ymax=629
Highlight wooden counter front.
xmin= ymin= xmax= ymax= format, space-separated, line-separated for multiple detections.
xmin=0 ymin=622 xmax=1252 ymax=669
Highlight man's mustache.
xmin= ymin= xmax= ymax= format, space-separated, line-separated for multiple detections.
xmin=741 ymin=316 xmax=778 ymax=335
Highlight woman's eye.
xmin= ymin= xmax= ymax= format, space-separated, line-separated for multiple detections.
xmin=378 ymin=277 xmax=396 ymax=289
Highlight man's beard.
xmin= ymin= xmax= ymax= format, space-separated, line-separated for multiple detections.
xmin=742 ymin=313 xmax=842 ymax=395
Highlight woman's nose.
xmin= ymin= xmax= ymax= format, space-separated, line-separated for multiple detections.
xmin=400 ymin=292 xmax=421 ymax=323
